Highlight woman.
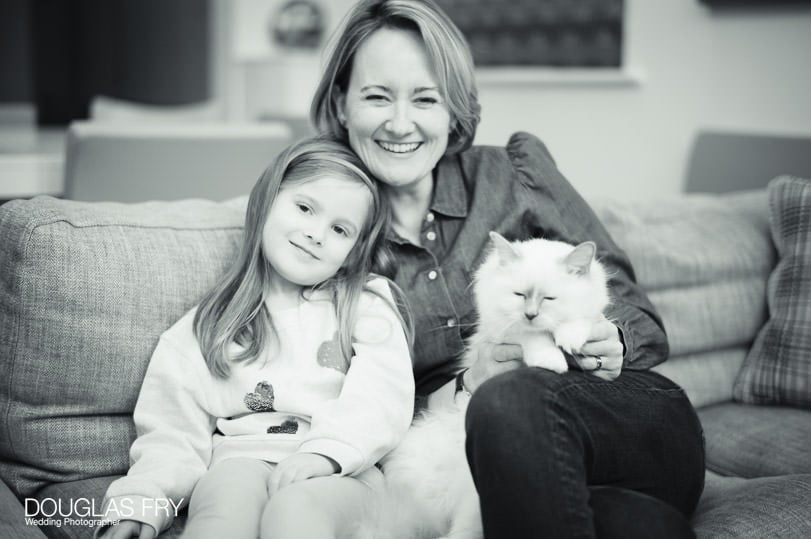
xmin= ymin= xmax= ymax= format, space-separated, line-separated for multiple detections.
xmin=311 ymin=1 xmax=705 ymax=537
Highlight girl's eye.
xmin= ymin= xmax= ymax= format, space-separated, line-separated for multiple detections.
xmin=544 ymin=296 xmax=557 ymax=301
xmin=332 ymin=225 xmax=348 ymax=237
xmin=296 ymin=203 xmax=311 ymax=214
xmin=513 ymin=292 xmax=526 ymax=298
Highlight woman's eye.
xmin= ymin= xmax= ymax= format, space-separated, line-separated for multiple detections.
xmin=544 ymin=296 xmax=557 ymax=301
xmin=513 ymin=292 xmax=526 ymax=298
xmin=365 ymin=94 xmax=388 ymax=102
xmin=416 ymin=97 xmax=439 ymax=106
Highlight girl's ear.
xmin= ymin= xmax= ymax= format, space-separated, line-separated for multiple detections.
xmin=489 ymin=231 xmax=520 ymax=264
xmin=564 ymin=241 xmax=596 ymax=276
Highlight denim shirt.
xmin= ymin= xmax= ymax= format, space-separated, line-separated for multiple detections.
xmin=382 ymin=132 xmax=669 ymax=396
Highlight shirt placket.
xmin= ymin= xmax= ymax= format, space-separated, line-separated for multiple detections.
xmin=423 ymin=211 xmax=459 ymax=329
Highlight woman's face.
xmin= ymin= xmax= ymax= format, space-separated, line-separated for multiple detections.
xmin=338 ymin=27 xmax=452 ymax=192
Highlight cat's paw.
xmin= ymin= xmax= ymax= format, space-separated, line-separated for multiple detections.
xmin=525 ymin=346 xmax=568 ymax=373
xmin=554 ymin=323 xmax=590 ymax=355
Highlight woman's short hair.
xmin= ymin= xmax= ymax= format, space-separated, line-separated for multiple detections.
xmin=311 ymin=0 xmax=481 ymax=155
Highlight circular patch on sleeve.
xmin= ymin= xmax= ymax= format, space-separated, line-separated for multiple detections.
xmin=353 ymin=315 xmax=393 ymax=345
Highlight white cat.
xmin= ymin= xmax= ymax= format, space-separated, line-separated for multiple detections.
xmin=367 ymin=231 xmax=610 ymax=539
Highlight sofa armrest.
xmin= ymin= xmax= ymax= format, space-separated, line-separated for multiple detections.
xmin=0 ymin=478 xmax=46 ymax=538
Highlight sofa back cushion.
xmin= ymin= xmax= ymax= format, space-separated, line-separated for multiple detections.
xmin=590 ymin=190 xmax=775 ymax=408
xmin=0 ymin=196 xmax=246 ymax=497
xmin=734 ymin=176 xmax=811 ymax=408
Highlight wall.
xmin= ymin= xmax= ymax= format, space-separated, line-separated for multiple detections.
xmin=220 ymin=0 xmax=811 ymax=199
xmin=476 ymin=1 xmax=811 ymax=199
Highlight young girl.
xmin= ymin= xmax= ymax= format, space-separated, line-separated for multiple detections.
xmin=98 ymin=136 xmax=415 ymax=539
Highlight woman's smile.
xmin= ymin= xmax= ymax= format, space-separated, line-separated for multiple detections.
xmin=376 ymin=141 xmax=423 ymax=154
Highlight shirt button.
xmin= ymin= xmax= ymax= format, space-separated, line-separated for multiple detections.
xmin=427 ymin=270 xmax=438 ymax=280
xmin=446 ymin=318 xmax=457 ymax=328
xmin=426 ymin=212 xmax=435 ymax=223
xmin=426 ymin=231 xmax=437 ymax=241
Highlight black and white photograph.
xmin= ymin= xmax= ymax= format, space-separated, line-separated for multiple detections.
xmin=1 ymin=1 xmax=810 ymax=538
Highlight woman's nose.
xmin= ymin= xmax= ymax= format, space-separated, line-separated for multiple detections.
xmin=385 ymin=102 xmax=415 ymax=136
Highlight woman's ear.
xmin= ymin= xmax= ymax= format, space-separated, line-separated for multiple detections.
xmin=335 ymin=91 xmax=347 ymax=127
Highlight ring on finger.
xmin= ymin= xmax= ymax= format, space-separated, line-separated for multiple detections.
xmin=587 ymin=356 xmax=603 ymax=371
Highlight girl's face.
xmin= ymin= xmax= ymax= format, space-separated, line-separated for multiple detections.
xmin=338 ymin=27 xmax=452 ymax=192
xmin=261 ymin=175 xmax=372 ymax=292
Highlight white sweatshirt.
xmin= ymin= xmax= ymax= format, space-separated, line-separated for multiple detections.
xmin=100 ymin=277 xmax=414 ymax=534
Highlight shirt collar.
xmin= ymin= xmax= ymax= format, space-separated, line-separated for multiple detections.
xmin=430 ymin=153 xmax=468 ymax=218
xmin=384 ymin=153 xmax=468 ymax=244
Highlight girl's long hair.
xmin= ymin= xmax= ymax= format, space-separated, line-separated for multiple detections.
xmin=193 ymin=135 xmax=410 ymax=378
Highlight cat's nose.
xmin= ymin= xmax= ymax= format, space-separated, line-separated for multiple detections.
xmin=524 ymin=312 xmax=537 ymax=321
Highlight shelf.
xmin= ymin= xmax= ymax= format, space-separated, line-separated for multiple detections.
xmin=475 ymin=67 xmax=644 ymax=87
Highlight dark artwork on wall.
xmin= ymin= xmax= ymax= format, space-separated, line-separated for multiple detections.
xmin=700 ymin=0 xmax=811 ymax=5
xmin=30 ymin=0 xmax=210 ymax=125
xmin=436 ymin=0 xmax=624 ymax=68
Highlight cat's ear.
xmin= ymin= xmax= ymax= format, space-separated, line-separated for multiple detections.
xmin=565 ymin=241 xmax=596 ymax=276
xmin=489 ymin=231 xmax=520 ymax=264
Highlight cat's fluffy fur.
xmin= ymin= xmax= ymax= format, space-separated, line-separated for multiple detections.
xmin=363 ymin=232 xmax=610 ymax=539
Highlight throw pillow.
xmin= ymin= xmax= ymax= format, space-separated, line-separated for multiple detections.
xmin=733 ymin=176 xmax=811 ymax=408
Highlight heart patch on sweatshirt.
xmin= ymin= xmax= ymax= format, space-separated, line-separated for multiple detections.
xmin=317 ymin=332 xmax=349 ymax=373
xmin=244 ymin=380 xmax=275 ymax=412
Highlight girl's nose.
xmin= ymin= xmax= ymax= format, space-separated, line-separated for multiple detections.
xmin=304 ymin=230 xmax=323 ymax=246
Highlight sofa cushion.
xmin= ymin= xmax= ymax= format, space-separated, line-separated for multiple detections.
xmin=0 ymin=479 xmax=45 ymax=539
xmin=652 ymin=348 xmax=745 ymax=409
xmin=592 ymin=190 xmax=773 ymax=292
xmin=0 ymin=196 xmax=244 ymax=498
xmin=699 ymin=402 xmax=811 ymax=478
xmin=734 ymin=176 xmax=811 ymax=408
xmin=591 ymin=190 xmax=774 ymax=407
xmin=692 ymin=470 xmax=811 ymax=538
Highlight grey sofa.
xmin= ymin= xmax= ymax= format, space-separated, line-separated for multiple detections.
xmin=1 ymin=184 xmax=810 ymax=538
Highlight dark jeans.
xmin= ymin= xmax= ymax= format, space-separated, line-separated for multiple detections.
xmin=465 ymin=368 xmax=705 ymax=539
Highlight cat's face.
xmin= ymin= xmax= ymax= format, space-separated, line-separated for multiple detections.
xmin=473 ymin=234 xmax=608 ymax=336
xmin=480 ymin=262 xmax=583 ymax=333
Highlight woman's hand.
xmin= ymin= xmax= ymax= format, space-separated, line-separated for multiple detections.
xmin=268 ymin=453 xmax=340 ymax=495
xmin=573 ymin=317 xmax=624 ymax=381
xmin=463 ymin=317 xmax=623 ymax=391
xmin=99 ymin=520 xmax=155 ymax=539
xmin=464 ymin=342 xmax=524 ymax=393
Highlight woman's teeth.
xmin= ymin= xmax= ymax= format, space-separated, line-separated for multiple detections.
xmin=378 ymin=141 xmax=421 ymax=153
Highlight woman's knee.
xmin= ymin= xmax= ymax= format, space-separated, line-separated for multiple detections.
xmin=465 ymin=368 xmax=560 ymax=434
xmin=590 ymin=486 xmax=696 ymax=539
xmin=464 ymin=367 xmax=566 ymax=460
